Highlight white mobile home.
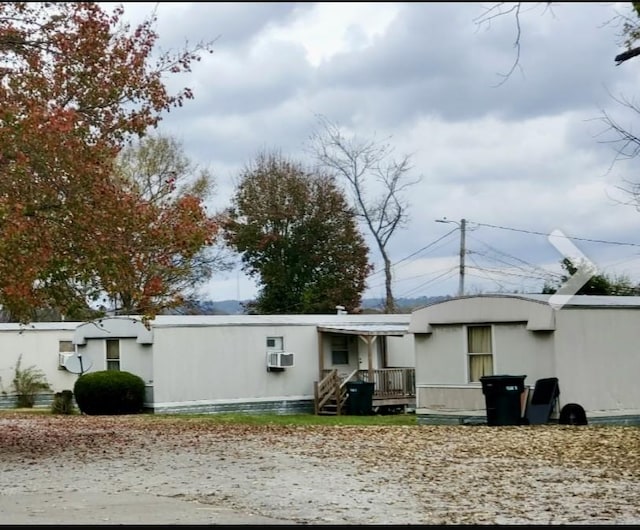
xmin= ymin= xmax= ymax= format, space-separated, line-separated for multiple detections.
xmin=67 ymin=313 xmax=415 ymax=414
xmin=0 ymin=322 xmax=80 ymax=407
xmin=409 ymin=294 xmax=640 ymax=425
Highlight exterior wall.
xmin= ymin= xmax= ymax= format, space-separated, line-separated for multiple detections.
xmin=321 ymin=332 xmax=360 ymax=377
xmin=410 ymin=295 xmax=555 ymax=332
xmin=553 ymin=307 xmax=640 ymax=420
xmin=355 ymin=336 xmax=382 ymax=372
xmin=0 ymin=327 xmax=80 ymax=403
xmin=385 ymin=335 xmax=414 ymax=367
xmin=412 ymin=296 xmax=640 ymax=425
xmin=76 ymin=338 xmax=153 ymax=384
xmin=415 ymin=321 xmax=554 ymax=420
xmin=76 ymin=336 xmax=153 ymax=407
xmin=151 ymin=324 xmax=320 ymax=412
xmin=320 ymin=333 xmax=414 ymax=376
xmin=0 ymin=314 xmax=413 ymax=414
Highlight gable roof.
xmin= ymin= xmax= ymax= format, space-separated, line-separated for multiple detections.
xmin=409 ymin=293 xmax=640 ymax=334
xmin=422 ymin=293 xmax=640 ymax=309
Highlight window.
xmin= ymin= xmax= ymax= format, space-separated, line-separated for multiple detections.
xmin=59 ymin=340 xmax=74 ymax=353
xmin=58 ymin=340 xmax=75 ymax=370
xmin=266 ymin=336 xmax=283 ymax=351
xmin=106 ymin=339 xmax=120 ymax=371
xmin=331 ymin=335 xmax=349 ymax=365
xmin=467 ymin=325 xmax=493 ymax=382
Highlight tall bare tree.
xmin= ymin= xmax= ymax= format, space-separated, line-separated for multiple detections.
xmin=309 ymin=116 xmax=421 ymax=313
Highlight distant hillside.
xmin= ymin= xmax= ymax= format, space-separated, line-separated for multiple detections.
xmin=190 ymin=296 xmax=450 ymax=315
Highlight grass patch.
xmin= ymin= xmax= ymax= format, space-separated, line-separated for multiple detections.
xmin=146 ymin=412 xmax=418 ymax=427
xmin=0 ymin=408 xmax=418 ymax=426
xmin=1 ymin=407 xmax=52 ymax=415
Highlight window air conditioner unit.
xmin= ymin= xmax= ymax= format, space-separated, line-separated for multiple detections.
xmin=58 ymin=352 xmax=74 ymax=370
xmin=267 ymin=351 xmax=294 ymax=369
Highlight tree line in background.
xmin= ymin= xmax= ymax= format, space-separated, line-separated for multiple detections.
xmin=2 ymin=2 xmax=640 ymax=324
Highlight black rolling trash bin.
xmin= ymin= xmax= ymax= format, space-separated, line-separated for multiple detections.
xmin=345 ymin=380 xmax=375 ymax=415
xmin=480 ymin=374 xmax=526 ymax=426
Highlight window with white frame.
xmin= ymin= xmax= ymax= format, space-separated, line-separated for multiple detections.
xmin=330 ymin=335 xmax=349 ymax=365
xmin=106 ymin=339 xmax=120 ymax=371
xmin=467 ymin=325 xmax=493 ymax=382
xmin=266 ymin=336 xmax=283 ymax=351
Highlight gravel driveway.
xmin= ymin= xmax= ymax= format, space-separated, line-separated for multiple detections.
xmin=0 ymin=413 xmax=639 ymax=525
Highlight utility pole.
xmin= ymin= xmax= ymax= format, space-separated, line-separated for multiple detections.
xmin=435 ymin=217 xmax=467 ymax=297
xmin=458 ymin=218 xmax=466 ymax=297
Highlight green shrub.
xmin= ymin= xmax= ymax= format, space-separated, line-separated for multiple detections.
xmin=73 ymin=370 xmax=145 ymax=415
xmin=12 ymin=354 xmax=51 ymax=408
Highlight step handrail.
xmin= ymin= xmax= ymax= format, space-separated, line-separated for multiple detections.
xmin=339 ymin=368 xmax=359 ymax=389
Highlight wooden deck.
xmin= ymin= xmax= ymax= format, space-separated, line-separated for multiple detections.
xmin=315 ymin=368 xmax=415 ymax=414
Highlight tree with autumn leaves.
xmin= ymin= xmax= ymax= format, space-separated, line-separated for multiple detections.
xmin=105 ymin=134 xmax=230 ymax=316
xmin=0 ymin=2 xmax=220 ymax=321
xmin=223 ymin=152 xmax=372 ymax=314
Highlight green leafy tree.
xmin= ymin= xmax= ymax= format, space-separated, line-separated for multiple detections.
xmin=223 ymin=151 xmax=373 ymax=314
xmin=542 ymin=258 xmax=640 ymax=295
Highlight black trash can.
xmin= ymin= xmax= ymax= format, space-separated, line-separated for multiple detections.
xmin=480 ymin=374 xmax=526 ymax=426
xmin=346 ymin=380 xmax=375 ymax=415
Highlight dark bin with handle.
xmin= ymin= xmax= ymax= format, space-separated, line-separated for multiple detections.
xmin=345 ymin=380 xmax=375 ymax=415
xmin=480 ymin=374 xmax=526 ymax=426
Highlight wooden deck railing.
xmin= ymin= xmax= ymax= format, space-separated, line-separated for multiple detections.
xmin=314 ymin=368 xmax=360 ymax=415
xmin=320 ymin=368 xmax=416 ymax=398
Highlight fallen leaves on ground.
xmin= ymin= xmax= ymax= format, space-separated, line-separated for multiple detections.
xmin=0 ymin=413 xmax=639 ymax=524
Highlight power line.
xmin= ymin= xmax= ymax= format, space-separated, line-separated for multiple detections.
xmin=466 ymin=265 xmax=555 ymax=283
xmin=467 ymin=254 xmax=510 ymax=292
xmin=465 ymin=238 xmax=562 ymax=284
xmin=367 ymin=265 xmax=457 ymax=291
xmin=472 ymin=221 xmax=640 ymax=248
xmin=396 ymin=267 xmax=458 ymax=299
xmin=465 ymin=272 xmax=540 ymax=294
xmin=465 ymin=271 xmax=527 ymax=291
xmin=466 ymin=233 xmax=563 ymax=279
xmin=366 ymin=227 xmax=458 ymax=280
xmin=393 ymin=227 xmax=458 ymax=267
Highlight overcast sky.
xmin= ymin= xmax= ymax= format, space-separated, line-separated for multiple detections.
xmin=116 ymin=2 xmax=640 ymax=303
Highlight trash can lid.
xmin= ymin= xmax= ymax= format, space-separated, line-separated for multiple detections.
xmin=480 ymin=374 xmax=526 ymax=380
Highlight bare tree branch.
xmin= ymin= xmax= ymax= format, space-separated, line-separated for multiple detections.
xmin=308 ymin=115 xmax=421 ymax=313
xmin=593 ymin=91 xmax=640 ymax=211
xmin=615 ymin=46 xmax=640 ymax=65
xmin=473 ymin=2 xmax=554 ymax=86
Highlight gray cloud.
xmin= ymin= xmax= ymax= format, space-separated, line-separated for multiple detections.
xmin=135 ymin=2 xmax=640 ymax=300
xmin=147 ymin=2 xmax=313 ymax=50
xmin=316 ymin=3 xmax=637 ymax=125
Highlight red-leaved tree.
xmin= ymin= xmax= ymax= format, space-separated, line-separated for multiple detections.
xmin=0 ymin=2 xmax=217 ymax=321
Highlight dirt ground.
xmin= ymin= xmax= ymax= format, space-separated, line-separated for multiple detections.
xmin=0 ymin=413 xmax=639 ymax=525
